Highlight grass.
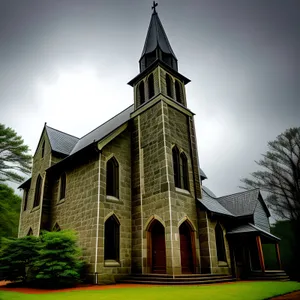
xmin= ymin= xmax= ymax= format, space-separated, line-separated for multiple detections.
xmin=0 ymin=281 xmax=300 ymax=300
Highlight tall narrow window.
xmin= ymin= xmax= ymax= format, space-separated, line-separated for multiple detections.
xmin=27 ymin=228 xmax=33 ymax=236
xmin=59 ymin=173 xmax=66 ymax=200
xmin=175 ymin=81 xmax=183 ymax=104
xmin=23 ymin=189 xmax=29 ymax=211
xmin=41 ymin=141 xmax=45 ymax=158
xmin=106 ymin=157 xmax=119 ymax=198
xmin=166 ymin=74 xmax=173 ymax=98
xmin=139 ymin=81 xmax=145 ymax=105
xmin=172 ymin=146 xmax=180 ymax=188
xmin=33 ymin=175 xmax=42 ymax=208
xmin=104 ymin=215 xmax=120 ymax=261
xmin=180 ymin=152 xmax=189 ymax=190
xmin=148 ymin=73 xmax=155 ymax=99
xmin=53 ymin=223 xmax=61 ymax=232
xmin=215 ymin=223 xmax=227 ymax=262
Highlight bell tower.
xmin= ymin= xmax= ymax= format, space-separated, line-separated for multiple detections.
xmin=130 ymin=2 xmax=207 ymax=275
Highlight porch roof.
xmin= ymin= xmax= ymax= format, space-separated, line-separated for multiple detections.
xmin=227 ymin=223 xmax=280 ymax=242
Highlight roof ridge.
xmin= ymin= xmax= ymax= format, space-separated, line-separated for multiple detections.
xmin=77 ymin=104 xmax=134 ymax=141
xmin=46 ymin=125 xmax=80 ymax=140
xmin=218 ymin=188 xmax=260 ymax=199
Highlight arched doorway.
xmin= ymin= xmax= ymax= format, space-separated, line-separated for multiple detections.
xmin=179 ymin=221 xmax=195 ymax=273
xmin=147 ymin=220 xmax=166 ymax=273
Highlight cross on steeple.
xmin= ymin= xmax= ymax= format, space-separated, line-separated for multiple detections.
xmin=152 ymin=1 xmax=158 ymax=13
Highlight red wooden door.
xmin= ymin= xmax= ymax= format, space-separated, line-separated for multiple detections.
xmin=180 ymin=222 xmax=194 ymax=273
xmin=151 ymin=222 xmax=166 ymax=273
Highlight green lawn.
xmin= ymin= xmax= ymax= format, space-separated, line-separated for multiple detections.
xmin=0 ymin=281 xmax=300 ymax=300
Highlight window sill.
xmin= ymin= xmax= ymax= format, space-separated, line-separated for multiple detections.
xmin=218 ymin=261 xmax=228 ymax=267
xmin=31 ymin=205 xmax=40 ymax=213
xmin=175 ymin=187 xmax=191 ymax=196
xmin=57 ymin=198 xmax=66 ymax=205
xmin=106 ymin=195 xmax=123 ymax=204
xmin=104 ymin=260 xmax=120 ymax=267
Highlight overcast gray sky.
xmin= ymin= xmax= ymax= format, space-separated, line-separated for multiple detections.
xmin=0 ymin=0 xmax=299 ymax=197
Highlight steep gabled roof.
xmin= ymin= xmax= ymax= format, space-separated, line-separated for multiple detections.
xmin=199 ymin=187 xmax=234 ymax=217
xmin=70 ymin=105 xmax=134 ymax=155
xmin=46 ymin=125 xmax=79 ymax=156
xmin=217 ymin=189 xmax=260 ymax=217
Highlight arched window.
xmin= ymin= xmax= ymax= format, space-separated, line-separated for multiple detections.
xmin=23 ymin=189 xmax=29 ymax=211
xmin=33 ymin=175 xmax=42 ymax=208
xmin=59 ymin=173 xmax=66 ymax=200
xmin=27 ymin=228 xmax=33 ymax=236
xmin=53 ymin=223 xmax=61 ymax=232
xmin=41 ymin=141 xmax=45 ymax=158
xmin=148 ymin=73 xmax=155 ymax=99
xmin=106 ymin=157 xmax=119 ymax=198
xmin=139 ymin=81 xmax=145 ymax=105
xmin=104 ymin=215 xmax=120 ymax=261
xmin=172 ymin=146 xmax=180 ymax=188
xmin=215 ymin=223 xmax=227 ymax=262
xmin=175 ymin=81 xmax=183 ymax=104
xmin=166 ymin=74 xmax=173 ymax=98
xmin=180 ymin=152 xmax=189 ymax=190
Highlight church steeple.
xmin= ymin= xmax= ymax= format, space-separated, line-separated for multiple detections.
xmin=139 ymin=2 xmax=178 ymax=73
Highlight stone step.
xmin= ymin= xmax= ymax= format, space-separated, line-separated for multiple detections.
xmin=130 ymin=273 xmax=231 ymax=278
xmin=125 ymin=275 xmax=233 ymax=282
xmin=120 ymin=278 xmax=235 ymax=285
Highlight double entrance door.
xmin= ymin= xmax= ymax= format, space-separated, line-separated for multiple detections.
xmin=150 ymin=221 xmax=194 ymax=274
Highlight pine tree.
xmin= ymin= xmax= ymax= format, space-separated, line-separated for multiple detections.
xmin=0 ymin=123 xmax=32 ymax=183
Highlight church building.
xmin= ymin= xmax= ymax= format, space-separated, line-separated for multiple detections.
xmin=19 ymin=3 xmax=285 ymax=284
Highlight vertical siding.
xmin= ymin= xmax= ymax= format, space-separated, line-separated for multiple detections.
xmin=254 ymin=200 xmax=270 ymax=232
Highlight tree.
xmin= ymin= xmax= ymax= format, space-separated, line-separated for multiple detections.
xmin=0 ymin=184 xmax=21 ymax=241
xmin=241 ymin=127 xmax=300 ymax=221
xmin=0 ymin=123 xmax=32 ymax=183
xmin=33 ymin=230 xmax=83 ymax=287
xmin=241 ymin=127 xmax=300 ymax=275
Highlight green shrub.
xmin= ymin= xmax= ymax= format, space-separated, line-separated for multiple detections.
xmin=33 ymin=230 xmax=84 ymax=288
xmin=0 ymin=235 xmax=39 ymax=282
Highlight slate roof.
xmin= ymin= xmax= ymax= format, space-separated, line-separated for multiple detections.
xmin=199 ymin=186 xmax=263 ymax=218
xmin=70 ymin=105 xmax=134 ymax=155
xmin=141 ymin=10 xmax=177 ymax=59
xmin=199 ymin=187 xmax=234 ymax=217
xmin=227 ymin=223 xmax=280 ymax=241
xmin=217 ymin=189 xmax=260 ymax=217
xmin=46 ymin=126 xmax=79 ymax=156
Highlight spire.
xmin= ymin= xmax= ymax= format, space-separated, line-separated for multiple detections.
xmin=139 ymin=2 xmax=178 ymax=72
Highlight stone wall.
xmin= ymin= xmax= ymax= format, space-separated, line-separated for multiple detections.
xmin=96 ymin=129 xmax=132 ymax=283
xmin=19 ymin=129 xmax=52 ymax=237
xmin=207 ymin=217 xmax=231 ymax=274
xmin=50 ymin=151 xmax=99 ymax=272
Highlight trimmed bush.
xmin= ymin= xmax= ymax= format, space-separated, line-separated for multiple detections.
xmin=0 ymin=236 xmax=39 ymax=282
xmin=33 ymin=230 xmax=83 ymax=288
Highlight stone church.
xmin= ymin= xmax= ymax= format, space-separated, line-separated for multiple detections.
xmin=19 ymin=4 xmax=284 ymax=284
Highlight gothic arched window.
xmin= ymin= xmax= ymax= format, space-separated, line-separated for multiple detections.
xmin=215 ymin=223 xmax=227 ymax=262
xmin=27 ymin=228 xmax=33 ymax=236
xmin=106 ymin=157 xmax=119 ymax=198
xmin=180 ymin=152 xmax=189 ymax=190
xmin=33 ymin=175 xmax=42 ymax=208
xmin=41 ymin=141 xmax=45 ymax=158
xmin=148 ymin=74 xmax=155 ymax=99
xmin=172 ymin=146 xmax=180 ymax=188
xmin=104 ymin=215 xmax=120 ymax=261
xmin=59 ymin=173 xmax=66 ymax=200
xmin=23 ymin=189 xmax=29 ymax=211
xmin=139 ymin=81 xmax=145 ymax=105
xmin=166 ymin=74 xmax=173 ymax=98
xmin=53 ymin=223 xmax=61 ymax=232
xmin=175 ymin=81 xmax=183 ymax=104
